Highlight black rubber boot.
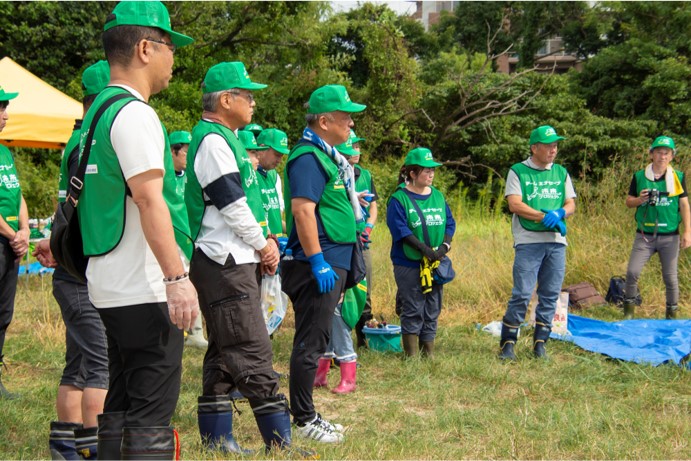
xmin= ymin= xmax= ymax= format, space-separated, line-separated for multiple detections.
xmin=74 ymin=426 xmax=98 ymax=460
xmin=354 ymin=314 xmax=370 ymax=349
xmin=533 ymin=322 xmax=551 ymax=359
xmin=197 ymin=395 xmax=250 ymax=454
xmin=121 ymin=426 xmax=176 ymax=460
xmin=0 ymin=357 xmax=18 ymax=400
xmin=665 ymin=305 xmax=679 ymax=320
xmin=96 ymin=411 xmax=126 ymax=461
xmin=402 ymin=334 xmax=418 ymax=357
xmin=498 ymin=322 xmax=519 ymax=361
xmin=419 ymin=340 xmax=435 ymax=358
xmin=49 ymin=421 xmax=83 ymax=460
xmin=623 ymin=302 xmax=635 ymax=320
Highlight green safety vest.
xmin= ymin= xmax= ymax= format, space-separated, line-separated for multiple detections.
xmin=58 ymin=123 xmax=81 ymax=204
xmin=0 ymin=145 xmax=22 ymax=232
xmin=78 ymin=87 xmax=193 ymax=259
xmin=634 ymin=169 xmax=683 ymax=234
xmin=510 ymin=162 xmax=568 ymax=232
xmin=185 ymin=119 xmax=267 ymax=241
xmin=390 ymin=185 xmax=447 ymax=260
xmin=257 ymin=168 xmax=284 ymax=236
xmin=284 ymin=143 xmax=357 ymax=244
xmin=354 ymin=165 xmax=373 ymax=233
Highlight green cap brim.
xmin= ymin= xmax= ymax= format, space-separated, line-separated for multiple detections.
xmin=169 ymin=30 xmax=194 ymax=48
xmin=236 ymin=82 xmax=267 ymax=90
xmin=273 ymin=146 xmax=290 ymax=155
xmin=352 ymin=137 xmax=366 ymax=143
xmin=341 ymin=102 xmax=367 ymax=113
xmin=0 ymin=92 xmax=19 ymax=102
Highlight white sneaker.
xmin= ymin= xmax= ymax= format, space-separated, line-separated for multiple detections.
xmin=317 ymin=414 xmax=344 ymax=432
xmin=295 ymin=415 xmax=344 ymax=443
xmin=185 ymin=330 xmax=208 ymax=349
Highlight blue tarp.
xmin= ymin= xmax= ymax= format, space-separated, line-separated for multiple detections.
xmin=554 ymin=314 xmax=691 ymax=369
xmin=18 ymin=261 xmax=54 ymax=276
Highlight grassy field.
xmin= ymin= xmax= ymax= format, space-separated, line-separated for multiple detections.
xmin=2 ymin=180 xmax=691 ymax=459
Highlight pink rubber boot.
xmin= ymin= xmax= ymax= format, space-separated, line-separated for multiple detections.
xmin=313 ymin=357 xmax=331 ymax=388
xmin=331 ymin=361 xmax=357 ymax=394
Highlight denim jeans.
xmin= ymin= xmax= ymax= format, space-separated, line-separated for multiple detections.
xmin=325 ymin=302 xmax=357 ymax=362
xmin=503 ymin=243 xmax=566 ymax=327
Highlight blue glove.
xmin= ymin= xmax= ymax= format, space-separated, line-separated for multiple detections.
xmin=277 ymin=236 xmax=288 ymax=255
xmin=540 ymin=208 xmax=565 ymax=229
xmin=308 ymin=252 xmax=339 ymax=293
xmin=555 ymin=220 xmax=567 ymax=237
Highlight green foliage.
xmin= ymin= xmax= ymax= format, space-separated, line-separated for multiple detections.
xmin=573 ymin=39 xmax=689 ymax=134
xmin=2 ymin=1 xmax=690 ymax=215
xmin=0 ymin=1 xmax=113 ymax=92
xmin=13 ymin=149 xmax=60 ymax=218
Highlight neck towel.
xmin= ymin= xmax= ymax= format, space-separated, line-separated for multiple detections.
xmin=301 ymin=127 xmax=364 ymax=223
xmin=644 ymin=164 xmax=684 ymax=197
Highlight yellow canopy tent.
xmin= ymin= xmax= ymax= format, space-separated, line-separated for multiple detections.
xmin=0 ymin=57 xmax=82 ymax=149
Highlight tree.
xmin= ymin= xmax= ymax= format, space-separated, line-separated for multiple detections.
xmin=0 ymin=2 xmax=113 ymax=93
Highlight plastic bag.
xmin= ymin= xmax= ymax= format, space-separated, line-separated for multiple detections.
xmin=261 ymin=274 xmax=288 ymax=335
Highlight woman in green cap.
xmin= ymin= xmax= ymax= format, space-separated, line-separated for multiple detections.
xmin=386 ymin=147 xmax=456 ymax=357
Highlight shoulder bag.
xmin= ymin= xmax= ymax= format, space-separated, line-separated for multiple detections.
xmin=50 ymin=93 xmax=132 ymax=283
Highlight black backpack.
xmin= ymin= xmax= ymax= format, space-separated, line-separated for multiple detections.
xmin=605 ymin=276 xmax=642 ymax=307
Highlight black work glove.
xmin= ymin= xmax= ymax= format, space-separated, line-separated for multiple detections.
xmin=403 ymin=234 xmax=436 ymax=261
xmin=432 ymin=234 xmax=453 ymax=260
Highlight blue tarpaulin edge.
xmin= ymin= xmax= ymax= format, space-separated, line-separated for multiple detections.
xmin=553 ymin=314 xmax=691 ymax=369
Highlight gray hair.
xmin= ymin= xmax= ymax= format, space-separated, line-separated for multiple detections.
xmin=304 ymin=104 xmax=334 ymax=128
xmin=202 ymin=90 xmax=226 ymax=112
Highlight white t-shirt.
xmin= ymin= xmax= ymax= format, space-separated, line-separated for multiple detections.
xmin=505 ymin=157 xmax=577 ymax=246
xmin=194 ymin=129 xmax=266 ymax=265
xmin=87 ymin=85 xmax=184 ymax=308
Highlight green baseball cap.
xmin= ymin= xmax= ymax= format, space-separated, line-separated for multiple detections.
xmin=650 ymin=135 xmax=676 ymax=151
xmin=335 ymin=130 xmax=359 ymax=156
xmin=404 ymin=147 xmax=442 ymax=168
xmin=239 ymin=130 xmax=268 ymax=151
xmin=257 ymin=128 xmax=290 ymax=155
xmin=243 ymin=123 xmax=264 ymax=137
xmin=0 ymin=86 xmax=18 ymax=102
xmin=104 ymin=1 xmax=193 ymax=48
xmin=82 ymin=60 xmax=110 ymax=97
xmin=169 ymin=131 xmax=192 ymax=145
xmin=307 ymin=84 xmax=366 ymax=114
xmin=202 ymin=62 xmax=267 ymax=94
xmin=529 ymin=125 xmax=565 ymax=146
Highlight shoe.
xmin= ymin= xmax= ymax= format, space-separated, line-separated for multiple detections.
xmin=623 ymin=303 xmax=634 ymax=320
xmin=498 ymin=342 xmax=516 ymax=361
xmin=185 ymin=332 xmax=208 ymax=349
xmin=294 ymin=415 xmax=344 ymax=443
xmin=666 ymin=305 xmax=679 ymax=320
xmin=316 ymin=413 xmax=343 ymax=432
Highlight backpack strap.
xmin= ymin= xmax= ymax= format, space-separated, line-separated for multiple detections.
xmin=403 ymin=188 xmax=431 ymax=247
xmin=67 ymin=93 xmax=133 ymax=204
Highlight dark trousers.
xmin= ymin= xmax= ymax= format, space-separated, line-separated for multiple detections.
xmin=281 ymin=260 xmax=347 ymax=424
xmin=189 ymin=248 xmax=278 ymax=403
xmin=0 ymin=239 xmax=18 ymax=359
xmin=97 ymin=302 xmax=183 ymax=428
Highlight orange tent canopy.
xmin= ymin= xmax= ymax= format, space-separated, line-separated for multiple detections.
xmin=0 ymin=57 xmax=81 ymax=149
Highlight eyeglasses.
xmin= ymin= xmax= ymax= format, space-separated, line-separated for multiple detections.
xmin=229 ymin=90 xmax=255 ymax=103
xmin=147 ymin=38 xmax=176 ymax=54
